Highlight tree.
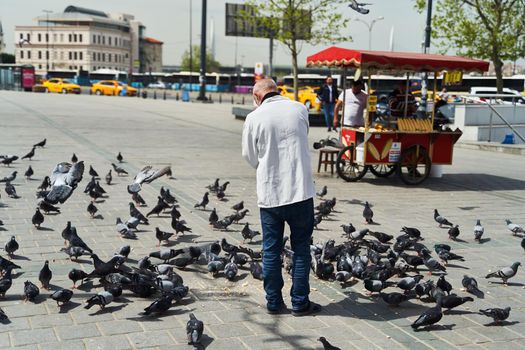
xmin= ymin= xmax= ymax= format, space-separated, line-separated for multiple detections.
xmin=0 ymin=53 xmax=15 ymax=64
xmin=180 ymin=45 xmax=221 ymax=73
xmin=415 ymin=0 xmax=525 ymax=92
xmin=244 ymin=0 xmax=349 ymax=100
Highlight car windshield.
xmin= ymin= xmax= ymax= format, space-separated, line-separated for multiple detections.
xmin=286 ymin=88 xmax=295 ymax=93
xmin=63 ymin=80 xmax=74 ymax=84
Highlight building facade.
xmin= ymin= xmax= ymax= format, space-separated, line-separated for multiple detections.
xmin=14 ymin=6 xmax=156 ymax=76
xmin=143 ymin=37 xmax=163 ymax=73
xmin=0 ymin=20 xmax=5 ymax=55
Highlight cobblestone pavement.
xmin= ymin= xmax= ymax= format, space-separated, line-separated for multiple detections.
xmin=0 ymin=91 xmax=525 ymax=350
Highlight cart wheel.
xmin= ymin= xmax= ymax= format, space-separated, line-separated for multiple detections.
xmin=369 ymin=164 xmax=397 ymax=178
xmin=336 ymin=145 xmax=368 ymax=182
xmin=396 ymin=145 xmax=431 ymax=185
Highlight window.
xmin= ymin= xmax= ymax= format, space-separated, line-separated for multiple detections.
xmin=93 ymin=34 xmax=96 ymax=43
xmin=27 ymin=34 xmax=31 ymax=42
xmin=79 ymin=34 xmax=83 ymax=42
xmin=69 ymin=34 xmax=72 ymax=42
xmin=79 ymin=52 xmax=83 ymax=60
xmin=74 ymin=34 xmax=77 ymax=42
xmin=108 ymin=54 xmax=111 ymax=62
xmin=19 ymin=33 xmax=23 ymax=40
xmin=97 ymin=52 xmax=101 ymax=61
xmin=38 ymin=51 xmax=42 ymax=59
xmin=53 ymin=34 xmax=57 ymax=42
xmin=98 ymin=35 xmax=101 ymax=44
xmin=46 ymin=51 xmax=49 ymax=59
xmin=60 ymin=51 xmax=63 ymax=60
xmin=102 ymin=36 xmax=105 ymax=45
xmin=45 ymin=33 xmax=49 ymax=42
xmin=53 ymin=51 xmax=57 ymax=59
xmin=28 ymin=51 xmax=31 ymax=59
xmin=39 ymin=64 xmax=42 ymax=69
xmin=69 ymin=52 xmax=72 ymax=60
xmin=20 ymin=51 xmax=24 ymax=59
xmin=38 ymin=33 xmax=41 ymax=42
xmin=109 ymin=37 xmax=112 ymax=46
xmin=102 ymin=53 xmax=105 ymax=62
xmin=74 ymin=52 xmax=77 ymax=60
xmin=60 ymin=34 xmax=64 ymax=42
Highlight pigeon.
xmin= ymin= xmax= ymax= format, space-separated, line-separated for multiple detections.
xmin=485 ymin=262 xmax=521 ymax=285
xmin=436 ymin=275 xmax=452 ymax=295
xmin=0 ymin=171 xmax=17 ymax=183
xmin=132 ymin=192 xmax=146 ymax=207
xmin=474 ymin=219 xmax=484 ymax=242
xmin=479 ymin=307 xmax=511 ymax=323
xmin=116 ymin=218 xmax=136 ymax=239
xmin=33 ymin=138 xmax=46 ymax=148
xmin=129 ymin=202 xmax=149 ymax=224
xmin=88 ymin=165 xmax=99 ymax=178
xmin=149 ymin=248 xmax=183 ymax=263
xmin=349 ymin=0 xmax=371 ymax=15
xmin=411 ymin=298 xmax=443 ymax=330
xmin=38 ymin=176 xmax=51 ymax=190
xmin=128 ymin=165 xmax=171 ymax=193
xmin=160 ymin=187 xmax=177 ymax=204
xmin=146 ymin=198 xmax=168 ymax=217
xmin=61 ymin=246 xmax=92 ymax=261
xmin=208 ymin=208 xmax=218 ymax=224
xmin=506 ymin=219 xmax=524 ymax=236
xmin=156 ymin=227 xmax=174 ymax=246
xmin=0 ymin=256 xmax=20 ymax=273
xmin=0 ymin=266 xmax=15 ymax=297
xmin=232 ymin=201 xmax=244 ymax=212
xmin=116 ymin=245 xmax=132 ymax=258
xmin=85 ymin=290 xmax=114 ymax=309
xmin=241 ymin=223 xmax=260 ymax=243
xmin=38 ymin=200 xmax=60 ymax=214
xmin=224 ymin=258 xmax=239 ymax=280
xmin=441 ymin=295 xmax=473 ymax=311
xmin=448 ymin=225 xmax=460 ymax=240
xmin=380 ymin=292 xmax=410 ymax=306
xmin=71 ymin=153 xmax=78 ymax=163
xmin=24 ymin=165 xmax=34 ymax=179
xmin=23 ymin=281 xmax=40 ymax=302
xmin=50 ymin=289 xmax=73 ymax=306
xmin=125 ymin=216 xmax=141 ymax=230
xmin=87 ymin=202 xmax=98 ymax=218
xmin=206 ymin=178 xmax=220 ymax=192
xmin=0 ymin=307 xmax=8 ymax=322
xmin=250 ymin=261 xmax=263 ymax=280
xmin=105 ymin=170 xmax=112 ymax=185
xmin=5 ymin=236 xmax=19 ymax=257
xmin=461 ymin=275 xmax=483 ymax=297
xmin=363 ymin=279 xmax=388 ymax=294
xmin=401 ymin=226 xmax=422 ymax=240
xmin=397 ymin=275 xmax=424 ymax=292
xmin=334 ymin=270 xmax=352 ymax=284
xmin=316 ymin=185 xmax=327 ymax=198
xmin=172 ymin=218 xmax=192 ymax=235
xmin=21 ymin=147 xmax=36 ymax=161
xmin=313 ymin=214 xmax=323 ymax=229
xmin=117 ymin=152 xmax=123 ymax=163
xmin=68 ymin=269 xmax=88 ymax=288
xmin=348 ymin=228 xmax=369 ymax=241
xmin=434 ymin=209 xmax=453 ymax=227
xmin=369 ymin=231 xmax=393 ymax=243
xmin=363 ymin=201 xmax=374 ymax=224
xmin=218 ymin=181 xmax=230 ymax=192
xmin=318 ymin=336 xmax=341 ymax=350
xmin=38 ymin=260 xmax=52 ymax=289
xmin=186 ymin=313 xmax=204 ymax=348
xmin=216 ymin=189 xmax=226 ymax=200
xmin=112 ymin=163 xmax=128 ymax=176
xmin=142 ymin=293 xmax=175 ymax=315
xmin=421 ymin=251 xmax=446 ymax=275
xmin=4 ymin=182 xmax=18 ymax=198
xmin=341 ymin=224 xmax=356 ymax=238
xmin=63 ymin=225 xmax=93 ymax=253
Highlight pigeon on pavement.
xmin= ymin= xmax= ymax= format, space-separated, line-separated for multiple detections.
xmin=479 ymin=307 xmax=511 ymax=323
xmin=474 ymin=219 xmax=484 ymax=242
xmin=411 ymin=298 xmax=443 ymax=330
xmin=50 ymin=289 xmax=73 ymax=306
xmin=506 ymin=219 xmax=524 ymax=236
xmin=485 ymin=262 xmax=521 ymax=285
xmin=316 ymin=185 xmax=327 ymax=198
xmin=23 ymin=281 xmax=40 ymax=302
xmin=318 ymin=336 xmax=341 ymax=350
xmin=38 ymin=260 xmax=52 ymax=289
xmin=462 ymin=275 xmax=483 ymax=297
xmin=186 ymin=313 xmax=204 ymax=349
xmin=363 ymin=201 xmax=374 ymax=224
xmin=434 ymin=209 xmax=453 ymax=227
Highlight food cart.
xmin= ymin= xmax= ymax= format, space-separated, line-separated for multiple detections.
xmin=306 ymin=47 xmax=489 ymax=185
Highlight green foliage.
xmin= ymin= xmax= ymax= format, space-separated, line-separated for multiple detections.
xmin=243 ymin=0 xmax=350 ymax=98
xmin=180 ymin=45 xmax=221 ymax=73
xmin=415 ymin=0 xmax=525 ymax=91
xmin=0 ymin=53 xmax=15 ymax=64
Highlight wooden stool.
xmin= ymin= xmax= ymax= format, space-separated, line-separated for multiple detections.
xmin=317 ymin=148 xmax=339 ymax=174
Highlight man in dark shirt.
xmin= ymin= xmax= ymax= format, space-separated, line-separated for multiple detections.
xmin=317 ymin=76 xmax=338 ymax=132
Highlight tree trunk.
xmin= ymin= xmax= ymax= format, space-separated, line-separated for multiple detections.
xmin=291 ymin=44 xmax=299 ymax=101
xmin=493 ymin=57 xmax=504 ymax=94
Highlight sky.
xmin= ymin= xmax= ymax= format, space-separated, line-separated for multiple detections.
xmin=0 ymin=0 xmax=430 ymax=69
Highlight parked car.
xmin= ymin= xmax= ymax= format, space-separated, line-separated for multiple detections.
xmin=469 ymin=87 xmax=525 ymax=104
xmin=277 ymin=85 xmax=321 ymax=111
xmin=42 ymin=78 xmax=81 ymax=94
xmin=91 ymin=80 xmax=137 ymax=96
xmin=148 ymin=81 xmax=167 ymax=89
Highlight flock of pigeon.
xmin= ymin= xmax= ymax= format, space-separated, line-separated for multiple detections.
xmin=1 ymin=138 xmax=525 ymax=349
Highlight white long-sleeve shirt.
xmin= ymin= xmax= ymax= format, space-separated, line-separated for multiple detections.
xmin=242 ymin=95 xmax=315 ymax=208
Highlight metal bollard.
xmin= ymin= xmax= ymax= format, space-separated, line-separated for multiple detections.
xmin=242 ymin=96 xmax=245 ymax=105
xmin=142 ymin=91 xmax=147 ymax=99
xmin=231 ymin=96 xmax=234 ymax=104
xmin=219 ymin=94 xmax=222 ymax=104
xmin=137 ymin=89 xmax=141 ymax=98
xmin=176 ymin=93 xmax=179 ymax=101
xmin=154 ymin=90 xmax=157 ymax=99
xmin=89 ymin=89 xmax=92 ymax=95
xmin=163 ymin=90 xmax=166 ymax=100
xmin=208 ymin=94 xmax=212 ymax=102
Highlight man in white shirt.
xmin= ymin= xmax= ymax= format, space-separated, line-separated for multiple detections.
xmin=334 ymin=79 xmax=368 ymax=127
xmin=242 ymin=79 xmax=320 ymax=316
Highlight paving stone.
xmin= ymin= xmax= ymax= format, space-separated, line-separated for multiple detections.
xmin=11 ymin=328 xmax=57 ymax=346
xmin=207 ymin=322 xmax=254 ymax=338
xmin=126 ymin=330 xmax=175 ymax=348
xmin=55 ymin=324 xmax=100 ymax=340
xmin=84 ymin=335 xmax=132 ymax=350
xmin=98 ymin=319 xmax=143 ymax=336
xmin=40 ymin=340 xmax=86 ymax=350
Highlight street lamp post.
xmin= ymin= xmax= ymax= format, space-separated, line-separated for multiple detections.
xmin=354 ymin=16 xmax=384 ymax=50
xmin=43 ymin=10 xmax=52 ymax=77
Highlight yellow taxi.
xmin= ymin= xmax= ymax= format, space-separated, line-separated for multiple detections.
xmin=91 ymin=80 xmax=138 ymax=96
xmin=278 ymin=85 xmax=321 ymax=111
xmin=42 ymin=78 xmax=81 ymax=94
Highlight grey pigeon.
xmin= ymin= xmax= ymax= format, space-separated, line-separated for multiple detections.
xmin=0 ymin=171 xmax=17 ymax=183
xmin=23 ymin=280 xmax=39 ymax=302
xmin=422 ymin=251 xmax=446 ymax=275
xmin=68 ymin=269 xmax=88 ymax=288
xmin=155 ymin=227 xmax=174 ymax=246
xmin=24 ymin=165 xmax=34 ymax=179
xmin=5 ymin=236 xmax=19 ymax=257
xmin=380 ymin=292 xmax=410 ymax=306
xmin=116 ymin=218 xmax=136 ymax=239
xmin=186 ymin=313 xmax=204 ymax=348
xmin=340 ymin=223 xmax=356 ymax=238
xmin=316 ymin=185 xmax=327 ymax=198
xmin=448 ymin=225 xmax=460 ymax=240
xmin=38 ymin=260 xmax=52 ymax=289
xmin=479 ymin=307 xmax=511 ymax=323
xmin=85 ymin=290 xmax=114 ymax=309
xmin=486 ymin=262 xmax=521 ymax=285
xmin=61 ymin=246 xmax=92 ymax=261
xmin=363 ymin=201 xmax=373 ymax=224
xmin=4 ymin=182 xmax=17 ymax=198
xmin=506 ymin=219 xmax=524 ymax=236
xmin=411 ymin=298 xmax=443 ymax=330
xmin=33 ymin=138 xmax=46 ymax=148
xmin=241 ymin=223 xmax=260 ymax=243
xmin=21 ymin=147 xmax=36 ymax=160
xmin=434 ymin=209 xmax=453 ymax=227
xmin=112 ymin=163 xmax=128 ymax=176
xmin=50 ymin=289 xmax=73 ymax=306
xmin=462 ymin=275 xmax=483 ymax=297
xmin=318 ymin=336 xmax=341 ymax=350
xmin=474 ymin=219 xmax=484 ymax=242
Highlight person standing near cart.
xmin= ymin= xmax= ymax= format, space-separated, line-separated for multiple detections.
xmin=242 ymin=78 xmax=320 ymax=317
xmin=318 ymin=76 xmax=339 ymax=132
xmin=333 ymin=79 xmax=368 ymax=128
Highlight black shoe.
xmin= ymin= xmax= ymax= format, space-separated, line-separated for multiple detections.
xmin=333 ymin=127 xmax=338 ymax=132
xmin=327 ymin=127 xmax=331 ymax=132
xmin=267 ymin=303 xmax=288 ymax=315
xmin=291 ymin=302 xmax=322 ymax=317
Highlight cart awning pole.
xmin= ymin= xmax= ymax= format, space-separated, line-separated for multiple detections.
xmin=341 ymin=68 xmax=347 ymax=131
xmin=432 ymin=71 xmax=437 ymax=126
xmin=404 ymin=72 xmax=409 ymax=118
xmin=365 ymin=71 xmax=371 ymax=130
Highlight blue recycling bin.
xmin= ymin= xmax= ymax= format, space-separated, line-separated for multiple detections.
xmin=182 ymin=89 xmax=190 ymax=102
xmin=502 ymin=133 xmax=515 ymax=144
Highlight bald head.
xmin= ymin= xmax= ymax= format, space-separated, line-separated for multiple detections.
xmin=253 ymin=79 xmax=279 ymax=106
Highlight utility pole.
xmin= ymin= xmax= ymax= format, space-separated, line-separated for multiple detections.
xmin=354 ymin=16 xmax=384 ymax=50
xmin=420 ymin=0 xmax=433 ymax=111
xmin=268 ymin=37 xmax=274 ymax=78
xmin=189 ymin=0 xmax=193 ymax=87
xmin=43 ymin=9 xmax=52 ymax=77
xmin=197 ymin=0 xmax=207 ymax=100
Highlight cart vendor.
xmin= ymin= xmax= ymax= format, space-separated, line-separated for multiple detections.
xmin=388 ymin=82 xmax=417 ymax=118
xmin=333 ymin=79 xmax=368 ymax=129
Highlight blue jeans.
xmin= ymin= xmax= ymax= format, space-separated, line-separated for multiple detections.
xmin=260 ymin=198 xmax=314 ymax=311
xmin=322 ymin=102 xmax=335 ymax=128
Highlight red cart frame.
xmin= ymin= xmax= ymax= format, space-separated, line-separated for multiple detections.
xmin=306 ymin=47 xmax=489 ymax=184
